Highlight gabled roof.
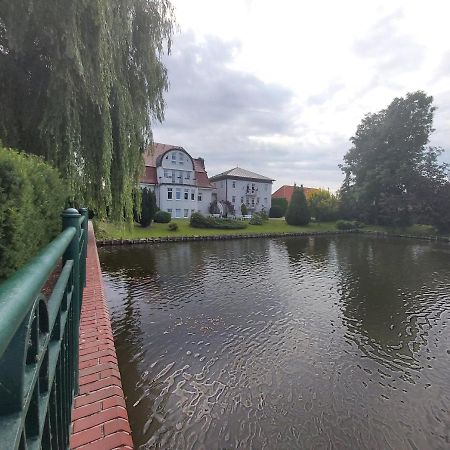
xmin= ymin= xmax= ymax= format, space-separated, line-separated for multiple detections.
xmin=272 ymin=185 xmax=319 ymax=202
xmin=140 ymin=142 xmax=213 ymax=188
xmin=210 ymin=167 xmax=274 ymax=183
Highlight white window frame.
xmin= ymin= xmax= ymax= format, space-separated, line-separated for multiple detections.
xmin=167 ymin=188 xmax=173 ymax=200
xmin=198 ymin=192 xmax=203 ymax=201
xmin=176 ymin=188 xmax=181 ymax=200
xmin=175 ymin=208 xmax=181 ymax=218
xmin=183 ymin=209 xmax=189 ymax=218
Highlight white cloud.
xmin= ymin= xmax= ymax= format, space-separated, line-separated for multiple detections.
xmin=154 ymin=0 xmax=450 ymax=191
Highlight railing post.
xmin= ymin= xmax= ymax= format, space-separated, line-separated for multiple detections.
xmin=79 ymin=208 xmax=89 ymax=288
xmin=62 ymin=208 xmax=82 ymax=395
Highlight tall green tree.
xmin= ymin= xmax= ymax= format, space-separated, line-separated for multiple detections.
xmin=285 ymin=185 xmax=310 ymax=226
xmin=0 ymin=0 xmax=174 ymax=221
xmin=138 ymin=188 xmax=157 ymax=227
xmin=308 ymin=189 xmax=338 ymax=222
xmin=340 ymin=91 xmax=448 ymax=225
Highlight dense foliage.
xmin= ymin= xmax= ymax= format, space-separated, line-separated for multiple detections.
xmin=154 ymin=210 xmax=171 ymax=223
xmin=249 ymin=215 xmax=263 ymax=225
xmin=168 ymin=222 xmax=178 ymax=231
xmin=269 ymin=205 xmax=284 ymax=218
xmin=271 ymin=197 xmax=288 ymax=216
xmin=190 ymin=213 xmax=247 ymax=230
xmin=340 ymin=91 xmax=449 ymax=228
xmin=308 ymin=189 xmax=339 ymax=222
xmin=285 ymin=185 xmax=311 ymax=226
xmin=336 ymin=220 xmax=361 ymax=230
xmin=136 ymin=188 xmax=157 ymax=227
xmin=241 ymin=203 xmax=248 ymax=216
xmin=0 ymin=0 xmax=174 ymax=221
xmin=0 ymin=146 xmax=66 ymax=278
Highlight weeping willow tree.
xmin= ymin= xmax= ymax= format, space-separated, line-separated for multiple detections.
xmin=0 ymin=0 xmax=174 ymax=221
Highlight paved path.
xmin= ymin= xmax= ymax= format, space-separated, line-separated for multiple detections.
xmin=70 ymin=222 xmax=133 ymax=449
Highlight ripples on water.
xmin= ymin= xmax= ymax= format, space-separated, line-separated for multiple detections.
xmin=99 ymin=235 xmax=450 ymax=449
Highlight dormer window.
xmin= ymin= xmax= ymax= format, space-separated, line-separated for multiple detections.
xmin=171 ymin=152 xmax=176 ymax=162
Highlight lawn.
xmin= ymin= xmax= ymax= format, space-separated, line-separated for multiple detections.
xmin=95 ymin=218 xmax=340 ymax=240
xmin=95 ymin=219 xmax=448 ymax=241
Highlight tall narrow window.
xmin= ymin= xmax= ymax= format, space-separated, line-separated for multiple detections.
xmin=232 ymin=181 xmax=236 ymax=188
xmin=198 ymin=192 xmax=203 ymax=201
xmin=176 ymin=188 xmax=181 ymax=200
xmin=171 ymin=152 xmax=176 ymax=162
xmin=191 ymin=190 xmax=195 ymax=200
xmin=184 ymin=209 xmax=189 ymax=218
xmin=232 ymin=196 xmax=236 ymax=203
xmin=184 ymin=189 xmax=189 ymax=200
xmin=175 ymin=209 xmax=181 ymax=218
xmin=167 ymin=188 xmax=173 ymax=200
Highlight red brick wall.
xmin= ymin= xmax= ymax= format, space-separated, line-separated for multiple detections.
xmin=70 ymin=223 xmax=133 ymax=449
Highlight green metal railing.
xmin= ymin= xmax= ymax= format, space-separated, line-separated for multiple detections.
xmin=0 ymin=208 xmax=89 ymax=450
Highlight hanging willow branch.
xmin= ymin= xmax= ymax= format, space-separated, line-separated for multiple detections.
xmin=0 ymin=0 xmax=174 ymax=221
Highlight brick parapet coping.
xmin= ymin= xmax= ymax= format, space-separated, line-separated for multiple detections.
xmin=96 ymin=229 xmax=450 ymax=247
xmin=70 ymin=222 xmax=133 ymax=450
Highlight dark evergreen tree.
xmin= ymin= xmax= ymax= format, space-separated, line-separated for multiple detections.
xmin=285 ymin=185 xmax=311 ymax=225
xmin=0 ymin=0 xmax=175 ymax=221
xmin=138 ymin=188 xmax=156 ymax=227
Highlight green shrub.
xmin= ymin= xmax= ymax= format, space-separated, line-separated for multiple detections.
xmin=0 ymin=146 xmax=66 ymax=278
xmin=249 ymin=215 xmax=263 ymax=225
xmin=272 ymin=197 xmax=288 ymax=215
xmin=336 ymin=220 xmax=356 ymax=230
xmin=154 ymin=210 xmax=171 ymax=223
xmin=241 ymin=203 xmax=248 ymax=216
xmin=285 ymin=185 xmax=311 ymax=226
xmin=258 ymin=209 xmax=269 ymax=221
xmin=404 ymin=224 xmax=437 ymax=236
xmin=168 ymin=222 xmax=178 ymax=231
xmin=190 ymin=213 xmax=247 ymax=229
xmin=269 ymin=205 xmax=283 ymax=218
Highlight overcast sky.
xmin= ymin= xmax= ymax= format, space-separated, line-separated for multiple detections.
xmin=153 ymin=0 xmax=450 ymax=191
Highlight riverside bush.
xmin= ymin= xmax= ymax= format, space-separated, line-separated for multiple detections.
xmin=336 ymin=220 xmax=357 ymax=230
xmin=249 ymin=215 xmax=263 ymax=225
xmin=190 ymin=213 xmax=247 ymax=230
xmin=0 ymin=146 xmax=66 ymax=278
xmin=269 ymin=205 xmax=284 ymax=218
xmin=154 ymin=210 xmax=171 ymax=223
xmin=168 ymin=222 xmax=178 ymax=231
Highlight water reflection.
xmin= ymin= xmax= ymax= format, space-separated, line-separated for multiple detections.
xmin=100 ymin=236 xmax=450 ymax=449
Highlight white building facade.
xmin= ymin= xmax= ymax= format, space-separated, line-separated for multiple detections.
xmin=140 ymin=143 xmax=214 ymax=218
xmin=210 ymin=167 xmax=274 ymax=216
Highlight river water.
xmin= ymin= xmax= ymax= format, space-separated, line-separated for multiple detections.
xmin=99 ymin=235 xmax=450 ymax=449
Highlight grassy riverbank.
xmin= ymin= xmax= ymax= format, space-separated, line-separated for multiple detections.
xmin=95 ymin=219 xmax=339 ymax=239
xmin=95 ymin=219 xmax=448 ymax=241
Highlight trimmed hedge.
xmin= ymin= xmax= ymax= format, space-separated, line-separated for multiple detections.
xmin=154 ymin=210 xmax=171 ymax=223
xmin=269 ymin=205 xmax=284 ymax=218
xmin=0 ymin=146 xmax=66 ymax=278
xmin=190 ymin=213 xmax=247 ymax=230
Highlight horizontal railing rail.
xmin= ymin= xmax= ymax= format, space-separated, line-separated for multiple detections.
xmin=0 ymin=207 xmax=88 ymax=450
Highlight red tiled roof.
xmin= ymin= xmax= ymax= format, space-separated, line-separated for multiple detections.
xmin=272 ymin=185 xmax=319 ymax=203
xmin=140 ymin=142 xmax=213 ymax=188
